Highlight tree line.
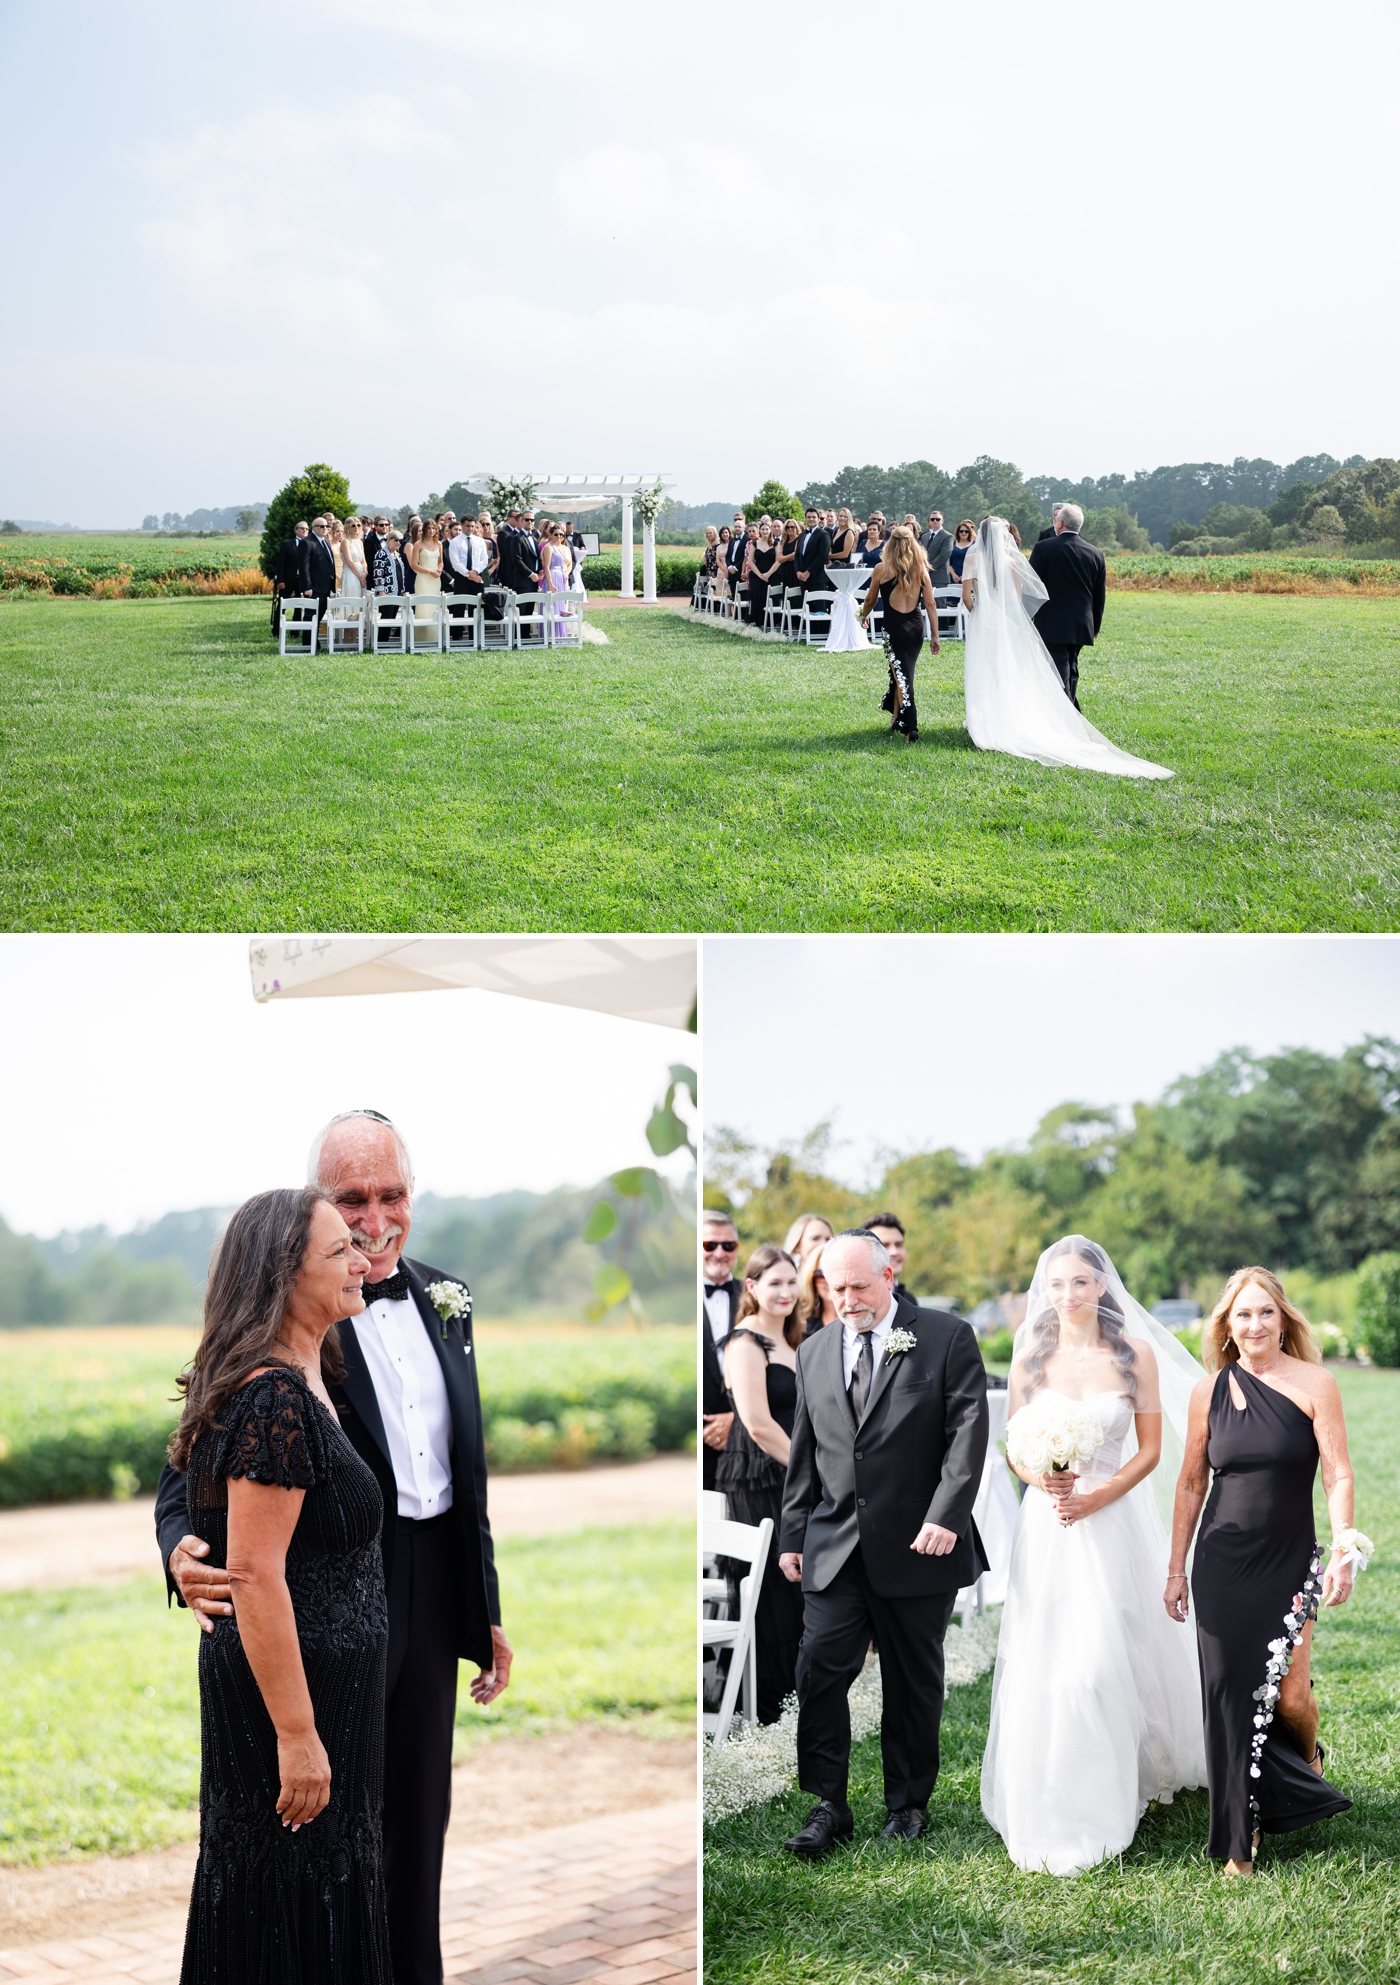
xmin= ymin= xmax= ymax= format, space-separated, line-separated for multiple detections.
xmin=706 ymin=1039 xmax=1400 ymax=1312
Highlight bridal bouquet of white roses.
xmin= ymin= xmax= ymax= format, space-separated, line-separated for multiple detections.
xmin=1005 ymin=1395 xmax=1105 ymax=1478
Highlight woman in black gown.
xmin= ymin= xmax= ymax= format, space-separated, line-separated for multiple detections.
xmin=746 ymin=524 xmax=778 ymax=632
xmin=1168 ymin=1266 xmax=1359 ymax=1876
xmin=716 ymin=1243 xmax=807 ymax=1724
xmin=858 ymin=525 xmax=942 ymax=740
xmin=171 ymin=1187 xmax=391 ymax=1983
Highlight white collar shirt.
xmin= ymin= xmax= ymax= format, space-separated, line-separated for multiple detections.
xmin=449 ymin=533 xmax=489 ymax=576
xmin=350 ymin=1293 xmax=454 ymax=1518
xmin=704 ymin=1279 xmax=734 ymax=1345
xmin=840 ymin=1295 xmax=898 ymax=1388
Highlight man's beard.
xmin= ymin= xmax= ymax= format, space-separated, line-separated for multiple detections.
xmin=838 ymin=1302 xmax=877 ymax=1330
xmin=350 ymin=1224 xmax=403 ymax=1264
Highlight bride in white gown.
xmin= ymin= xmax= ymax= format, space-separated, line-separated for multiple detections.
xmin=961 ymin=517 xmax=1172 ymax=779
xmin=981 ymin=1236 xmax=1206 ymax=1874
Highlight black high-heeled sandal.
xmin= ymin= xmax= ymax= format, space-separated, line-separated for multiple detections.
xmin=1311 ymin=1742 xmax=1326 ymax=1775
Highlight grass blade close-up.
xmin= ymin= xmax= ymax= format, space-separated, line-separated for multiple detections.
xmin=703 ymin=1368 xmax=1400 ymax=1985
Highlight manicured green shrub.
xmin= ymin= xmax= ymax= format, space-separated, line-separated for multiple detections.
xmin=581 ymin=553 xmax=701 ymax=593
xmin=1355 ymin=1252 xmax=1400 ymax=1366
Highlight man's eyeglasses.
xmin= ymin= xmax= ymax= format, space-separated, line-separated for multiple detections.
xmin=703 ymin=1239 xmax=738 ymax=1254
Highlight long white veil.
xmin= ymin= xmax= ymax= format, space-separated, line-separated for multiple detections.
xmin=1011 ymin=1234 xmax=1205 ymax=1535
xmin=964 ymin=518 xmax=1173 ymax=780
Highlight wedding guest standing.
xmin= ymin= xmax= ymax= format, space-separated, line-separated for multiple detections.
xmin=747 ymin=522 xmax=778 ymax=630
xmin=859 ymin=524 xmax=942 ymax=741
xmin=702 ymin=1211 xmax=741 ymax=1488
xmin=408 ymin=518 xmax=443 ymax=636
xmin=299 ymin=518 xmax=337 ymax=631
xmin=273 ymin=520 xmax=309 ymax=634
xmin=949 ymin=519 xmax=976 ymax=581
xmin=784 ymin=1213 xmax=833 ymax=1265
xmin=795 ymin=508 xmax=832 ymax=598
xmin=858 ymin=518 xmax=884 ymax=567
xmin=713 ymin=526 xmax=733 ymax=605
xmin=718 ymin=1245 xmax=807 ymax=1723
xmin=830 ymin=509 xmax=858 ymax=568
xmin=796 ymin=1248 xmax=838 ymax=1334
xmin=400 ymin=518 xmax=422 ymax=593
xmin=924 ymin=512 xmax=953 ymax=588
xmin=1167 ymin=1267 xmax=1357 ymax=1878
xmin=170 ymin=1187 xmax=391 ymax=1984
xmin=340 ymin=518 xmax=369 ymax=598
xmin=862 ymin=1214 xmax=911 ymax=1303
xmin=159 ymin=1112 xmax=511 ymax=1985
xmin=770 ymin=519 xmax=801 ymax=598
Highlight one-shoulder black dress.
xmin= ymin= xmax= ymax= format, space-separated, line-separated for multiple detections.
xmin=1191 ymin=1365 xmax=1351 ymax=1862
xmin=181 ymin=1367 xmax=392 ymax=1985
xmin=878 ymin=582 xmax=924 ymax=739
xmin=715 ymin=1328 xmax=805 ymax=1724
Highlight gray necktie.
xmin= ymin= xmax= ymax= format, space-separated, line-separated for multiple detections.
xmin=849 ymin=1331 xmax=874 ymax=1419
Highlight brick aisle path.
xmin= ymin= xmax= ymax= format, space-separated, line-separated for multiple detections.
xmin=0 ymin=1799 xmax=695 ymax=1985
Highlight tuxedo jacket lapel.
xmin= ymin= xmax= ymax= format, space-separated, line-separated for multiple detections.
xmin=337 ymin=1312 xmax=392 ymax=1464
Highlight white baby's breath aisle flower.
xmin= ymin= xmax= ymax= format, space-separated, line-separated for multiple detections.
xmin=1006 ymin=1395 xmax=1104 ymax=1478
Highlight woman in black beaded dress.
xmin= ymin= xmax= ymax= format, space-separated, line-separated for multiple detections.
xmin=1168 ymin=1267 xmax=1357 ymax=1878
xmin=859 ymin=524 xmax=942 ymax=740
xmin=169 ymin=1186 xmax=391 ymax=1984
xmin=716 ymin=1244 xmax=807 ymax=1723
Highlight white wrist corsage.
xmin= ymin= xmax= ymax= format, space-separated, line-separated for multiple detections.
xmin=1331 ymin=1527 xmax=1374 ymax=1572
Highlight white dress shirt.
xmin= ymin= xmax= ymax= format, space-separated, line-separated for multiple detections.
xmin=350 ymin=1295 xmax=454 ymax=1518
xmin=841 ymin=1296 xmax=897 ymax=1388
xmin=449 ymin=533 xmax=490 ymax=578
xmin=705 ymin=1281 xmax=733 ymax=1345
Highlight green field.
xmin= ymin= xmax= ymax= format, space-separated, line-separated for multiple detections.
xmin=0 ymin=534 xmax=264 ymax=596
xmin=0 ymin=1323 xmax=695 ymax=1504
xmin=704 ymin=1370 xmax=1400 ymax=1985
xmin=0 ymin=1517 xmax=691 ymax=1864
xmin=0 ymin=593 xmax=1396 ymax=930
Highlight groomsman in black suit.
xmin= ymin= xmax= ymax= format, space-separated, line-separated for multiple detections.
xmin=1036 ymin=503 xmax=1064 ymax=543
xmin=701 ymin=1210 xmax=741 ymax=1488
xmin=155 ymin=1111 xmax=512 ymax=1985
xmin=496 ymin=508 xmax=541 ymax=622
xmin=298 ymin=515 xmax=338 ymax=631
xmin=272 ymin=520 xmax=309 ymax=633
xmin=1028 ymin=502 xmax=1106 ymax=709
xmin=779 ymin=1230 xmax=988 ymax=1855
xmin=795 ymin=506 xmax=832 ymax=596
xmin=923 ymin=513 xmax=953 ymax=588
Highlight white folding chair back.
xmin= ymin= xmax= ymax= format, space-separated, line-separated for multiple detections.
xmin=700 ymin=1513 xmax=774 ymax=1745
xmin=480 ymin=591 xmax=514 ymax=648
xmin=933 ymin=585 xmax=967 ymax=641
xmin=408 ymin=596 xmax=445 ymax=654
xmin=444 ymin=601 xmax=484 ymax=653
xmin=326 ymin=595 xmax=365 ymax=655
xmin=797 ymin=591 xmax=836 ymax=645
xmin=279 ymin=600 xmax=318 ymax=656
xmin=511 ymin=592 xmax=550 ymax=650
xmin=540 ymin=592 xmax=584 ymax=649
xmin=701 ymin=1489 xmax=729 ymax=1612
xmin=371 ymin=597 xmax=411 ymax=654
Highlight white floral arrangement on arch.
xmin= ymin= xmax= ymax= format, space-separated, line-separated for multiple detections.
xmin=631 ymin=479 xmax=669 ymax=529
xmin=1005 ymin=1394 xmax=1104 ymax=1478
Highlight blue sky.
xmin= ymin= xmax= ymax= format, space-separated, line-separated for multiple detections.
xmin=3 ymin=0 xmax=1396 ymax=525
xmin=703 ymin=936 xmax=1400 ymax=1186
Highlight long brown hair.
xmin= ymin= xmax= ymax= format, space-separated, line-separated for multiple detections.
xmin=1204 ymin=1266 xmax=1320 ymax=1371
xmin=1019 ymin=1237 xmax=1138 ymax=1404
xmin=169 ymin=1187 xmax=343 ymax=1471
xmin=796 ymin=1248 xmax=833 ymax=1329
xmin=884 ymin=525 xmax=927 ymax=594
xmin=735 ymin=1243 xmax=802 ymax=1348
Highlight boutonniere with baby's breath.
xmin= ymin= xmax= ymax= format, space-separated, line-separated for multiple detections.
xmin=425 ymin=1279 xmax=472 ymax=1343
xmin=884 ymin=1326 xmax=917 ymax=1367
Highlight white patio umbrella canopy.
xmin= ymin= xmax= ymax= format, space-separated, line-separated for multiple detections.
xmin=249 ymin=936 xmax=695 ymax=1032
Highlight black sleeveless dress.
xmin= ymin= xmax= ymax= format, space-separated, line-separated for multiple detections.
xmin=1192 ymin=1365 xmax=1351 ymax=1862
xmin=715 ymin=1328 xmax=805 ymax=1724
xmin=878 ymin=581 xmax=924 ymax=739
xmin=180 ymin=1368 xmax=392 ymax=1985
xmin=747 ymin=543 xmax=777 ymax=630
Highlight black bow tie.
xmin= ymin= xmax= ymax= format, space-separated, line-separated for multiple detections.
xmin=363 ymin=1265 xmax=411 ymax=1303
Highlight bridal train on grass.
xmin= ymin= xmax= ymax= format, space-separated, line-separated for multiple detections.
xmin=980 ymin=1237 xmax=1206 ymax=1875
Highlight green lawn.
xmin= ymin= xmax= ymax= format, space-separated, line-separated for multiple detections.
xmin=0 ymin=594 xmax=1396 ymax=929
xmin=704 ymin=1370 xmax=1400 ymax=1985
xmin=0 ymin=1516 xmax=691 ymax=1864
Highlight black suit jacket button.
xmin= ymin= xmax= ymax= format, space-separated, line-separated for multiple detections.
xmin=854 ymin=1451 xmax=863 ymax=1460
xmin=857 ymin=1497 xmax=867 ymax=1507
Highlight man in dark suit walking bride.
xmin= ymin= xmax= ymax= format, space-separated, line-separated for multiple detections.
xmin=778 ymin=1231 xmax=989 ymax=1855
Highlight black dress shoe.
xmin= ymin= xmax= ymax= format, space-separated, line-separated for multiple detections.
xmin=782 ymin=1800 xmax=854 ymax=1858
xmin=880 ymin=1807 xmax=926 ymax=1840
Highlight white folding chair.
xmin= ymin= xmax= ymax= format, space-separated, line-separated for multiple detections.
xmin=762 ymin=585 xmax=786 ymax=635
xmin=511 ymin=592 xmax=550 ymax=651
xmin=479 ymin=590 xmax=514 ymax=650
xmin=444 ymin=601 xmax=484 ymax=653
xmin=540 ymin=592 xmax=584 ymax=649
xmin=278 ymin=599 xmax=318 ymax=656
xmin=933 ymin=585 xmax=967 ymax=641
xmin=692 ymin=571 xmax=708 ymax=612
xmin=407 ymin=596 xmax=445 ymax=654
xmin=370 ymin=597 xmax=411 ymax=654
xmin=701 ymin=1490 xmax=728 ymax=1613
xmin=325 ymin=595 xmax=365 ymax=655
xmin=797 ymin=591 xmax=836 ymax=645
xmin=701 ymin=1513 xmax=773 ymax=1745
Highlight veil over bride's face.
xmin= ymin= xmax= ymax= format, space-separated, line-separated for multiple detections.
xmin=1045 ymin=1254 xmax=1108 ymax=1330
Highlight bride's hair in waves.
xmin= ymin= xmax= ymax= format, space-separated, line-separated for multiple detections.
xmin=884 ymin=525 xmax=927 ymax=593
xmin=1203 ymin=1266 xmax=1320 ymax=1372
xmin=1019 ymin=1237 xmax=1138 ymax=1404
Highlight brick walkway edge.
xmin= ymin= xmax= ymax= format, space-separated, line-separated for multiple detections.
xmin=0 ymin=1798 xmax=696 ymax=1985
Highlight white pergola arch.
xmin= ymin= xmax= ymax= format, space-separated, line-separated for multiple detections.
xmin=463 ymin=473 xmax=670 ymax=600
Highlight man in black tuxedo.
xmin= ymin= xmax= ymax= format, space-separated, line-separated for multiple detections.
xmin=701 ymin=1209 xmax=741 ymax=1487
xmin=155 ymin=1110 xmax=512 ymax=1985
xmin=795 ymin=506 xmax=832 ymax=597
xmin=495 ymin=508 xmax=541 ymax=624
xmin=861 ymin=1213 xmax=912 ymax=1304
xmin=1028 ymin=502 xmax=1106 ymax=709
xmin=1036 ymin=502 xmax=1064 ymax=543
xmin=923 ymin=513 xmax=953 ymax=588
xmin=364 ymin=515 xmax=390 ymax=571
xmin=298 ymin=515 xmax=338 ymax=635
xmin=272 ymin=520 xmax=309 ymax=634
xmin=779 ymin=1230 xmax=989 ymax=1855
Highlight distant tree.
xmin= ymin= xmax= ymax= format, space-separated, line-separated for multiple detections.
xmin=0 ymin=519 xmax=19 ymax=536
xmin=257 ymin=463 xmax=355 ymax=578
xmin=1306 ymin=504 xmax=1346 ymax=539
xmin=1266 ymin=481 xmax=1318 ymax=527
xmin=743 ymin=480 xmax=804 ymax=523
xmin=161 ymin=512 xmax=180 ymax=530
xmin=235 ymin=507 xmax=263 ymax=535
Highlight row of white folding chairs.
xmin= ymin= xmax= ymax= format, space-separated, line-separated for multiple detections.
xmin=690 ymin=573 xmax=967 ymax=644
xmin=278 ymin=592 xmax=585 ymax=657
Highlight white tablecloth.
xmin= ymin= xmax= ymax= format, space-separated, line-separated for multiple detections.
xmin=823 ymin=568 xmax=872 ymax=652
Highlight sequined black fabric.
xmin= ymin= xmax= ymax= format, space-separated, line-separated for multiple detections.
xmin=180 ymin=1368 xmax=391 ymax=1985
